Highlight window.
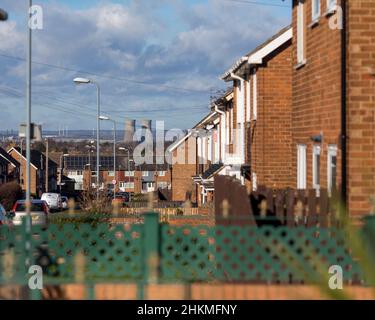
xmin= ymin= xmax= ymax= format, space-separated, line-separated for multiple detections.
xmin=108 ymin=171 xmax=115 ymax=177
xmin=246 ymin=78 xmax=251 ymax=122
xmin=158 ymin=171 xmax=166 ymax=176
xmin=252 ymin=172 xmax=257 ymax=191
xmin=252 ymin=72 xmax=257 ymax=120
xmin=312 ymin=0 xmax=320 ymax=21
xmin=327 ymin=0 xmax=337 ymax=11
xmin=119 ymin=182 xmax=134 ymax=189
xmin=297 ymin=0 xmax=306 ymax=65
xmin=142 ymin=171 xmax=149 ymax=177
xmin=327 ymin=145 xmax=337 ymax=194
xmin=297 ymin=144 xmax=307 ymax=189
xmin=312 ymin=145 xmax=321 ymax=190
xmin=125 ymin=171 xmax=134 ymax=177
xmin=158 ymin=181 xmax=168 ymax=189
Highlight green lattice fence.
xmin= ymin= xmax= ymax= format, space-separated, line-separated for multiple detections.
xmin=0 ymin=213 xmax=373 ymax=299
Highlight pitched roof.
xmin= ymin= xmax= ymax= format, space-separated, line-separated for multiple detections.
xmin=0 ymin=147 xmax=19 ymax=167
xmin=221 ymin=25 xmax=292 ymax=80
xmin=9 ymin=147 xmax=58 ymax=169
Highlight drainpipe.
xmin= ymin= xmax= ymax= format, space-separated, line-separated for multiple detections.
xmin=341 ymin=0 xmax=347 ymax=208
xmin=213 ymin=103 xmax=226 ymax=163
xmin=230 ymin=73 xmax=246 ymax=165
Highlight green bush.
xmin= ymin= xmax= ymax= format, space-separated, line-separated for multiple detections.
xmin=0 ymin=181 xmax=23 ymax=211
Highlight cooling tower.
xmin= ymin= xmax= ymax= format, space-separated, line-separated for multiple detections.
xmin=34 ymin=125 xmax=43 ymax=142
xmin=124 ymin=119 xmax=136 ymax=143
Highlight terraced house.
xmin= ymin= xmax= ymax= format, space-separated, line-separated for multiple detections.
xmin=221 ymin=25 xmax=293 ymax=192
xmin=289 ymin=0 xmax=375 ymax=217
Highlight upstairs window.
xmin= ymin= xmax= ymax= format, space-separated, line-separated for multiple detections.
xmin=142 ymin=171 xmax=149 ymax=177
xmin=297 ymin=0 xmax=306 ymax=65
xmin=312 ymin=0 xmax=321 ymax=22
xmin=327 ymin=0 xmax=337 ymax=12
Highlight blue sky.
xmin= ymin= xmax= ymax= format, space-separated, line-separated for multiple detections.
xmin=0 ymin=0 xmax=291 ymax=131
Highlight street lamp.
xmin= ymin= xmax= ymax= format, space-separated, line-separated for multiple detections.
xmin=0 ymin=8 xmax=8 ymax=21
xmin=73 ymin=77 xmax=101 ymax=199
xmin=99 ymin=116 xmax=117 ymax=199
xmin=59 ymin=153 xmax=69 ymax=195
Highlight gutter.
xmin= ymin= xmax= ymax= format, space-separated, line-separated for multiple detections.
xmin=341 ymin=0 xmax=347 ymax=207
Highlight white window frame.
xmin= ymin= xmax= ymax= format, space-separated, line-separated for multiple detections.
xmin=207 ymin=135 xmax=212 ymax=161
xmin=230 ymin=108 xmax=234 ymax=144
xmin=252 ymin=72 xmax=257 ymax=120
xmin=158 ymin=171 xmax=166 ymax=176
xmin=327 ymin=145 xmax=338 ymax=193
xmin=252 ymin=172 xmax=257 ymax=192
xmin=327 ymin=0 xmax=337 ymax=11
xmin=142 ymin=171 xmax=149 ymax=177
xmin=297 ymin=0 xmax=306 ymax=65
xmin=312 ymin=0 xmax=321 ymax=22
xmin=297 ymin=144 xmax=307 ymax=189
xmin=108 ymin=171 xmax=115 ymax=177
xmin=125 ymin=170 xmax=135 ymax=177
xmin=246 ymin=78 xmax=251 ymax=122
xmin=312 ymin=145 xmax=321 ymax=190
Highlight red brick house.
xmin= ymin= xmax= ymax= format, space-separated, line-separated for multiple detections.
xmin=8 ymin=147 xmax=58 ymax=196
xmin=289 ymin=0 xmax=375 ymax=216
xmin=221 ymin=26 xmax=293 ymax=192
xmin=0 ymin=147 xmax=19 ymax=185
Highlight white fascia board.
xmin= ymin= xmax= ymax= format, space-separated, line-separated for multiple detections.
xmin=7 ymin=147 xmax=38 ymax=170
xmin=167 ymin=131 xmax=192 ymax=153
xmin=248 ymin=27 xmax=292 ymax=65
xmin=220 ymin=56 xmax=248 ymax=81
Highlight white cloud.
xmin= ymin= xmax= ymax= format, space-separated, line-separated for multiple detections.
xmin=0 ymin=0 xmax=290 ymax=130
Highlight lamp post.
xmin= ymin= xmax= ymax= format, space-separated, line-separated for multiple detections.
xmin=25 ymin=0 xmax=32 ymax=218
xmin=59 ymin=153 xmax=69 ymax=194
xmin=99 ymin=116 xmax=117 ymax=199
xmin=74 ymin=77 xmax=101 ymax=200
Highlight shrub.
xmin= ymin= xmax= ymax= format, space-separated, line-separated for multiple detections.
xmin=0 ymin=181 xmax=23 ymax=211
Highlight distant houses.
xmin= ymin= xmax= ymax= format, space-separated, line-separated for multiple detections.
xmin=169 ymin=0 xmax=375 ymax=217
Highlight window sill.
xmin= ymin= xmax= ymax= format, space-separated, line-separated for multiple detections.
xmin=294 ymin=60 xmax=307 ymax=70
xmin=323 ymin=8 xmax=337 ymax=17
xmin=308 ymin=18 xmax=319 ymax=28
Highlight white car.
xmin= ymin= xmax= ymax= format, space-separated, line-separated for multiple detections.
xmin=41 ymin=193 xmax=62 ymax=211
xmin=11 ymin=200 xmax=49 ymax=226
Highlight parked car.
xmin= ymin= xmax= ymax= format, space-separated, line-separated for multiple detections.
xmin=61 ymin=196 xmax=68 ymax=210
xmin=11 ymin=200 xmax=49 ymax=226
xmin=41 ymin=193 xmax=62 ymax=211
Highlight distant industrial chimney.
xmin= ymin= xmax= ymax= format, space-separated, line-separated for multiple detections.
xmin=124 ymin=119 xmax=136 ymax=143
xmin=34 ymin=125 xmax=43 ymax=142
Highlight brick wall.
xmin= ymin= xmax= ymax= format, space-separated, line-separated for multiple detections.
xmin=250 ymin=40 xmax=293 ymax=189
xmin=291 ymin=0 xmax=343 ymax=192
xmin=9 ymin=149 xmax=38 ymax=195
xmin=171 ymin=137 xmax=197 ymax=202
xmin=347 ymin=0 xmax=375 ymax=216
xmin=291 ymin=0 xmax=375 ymax=216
